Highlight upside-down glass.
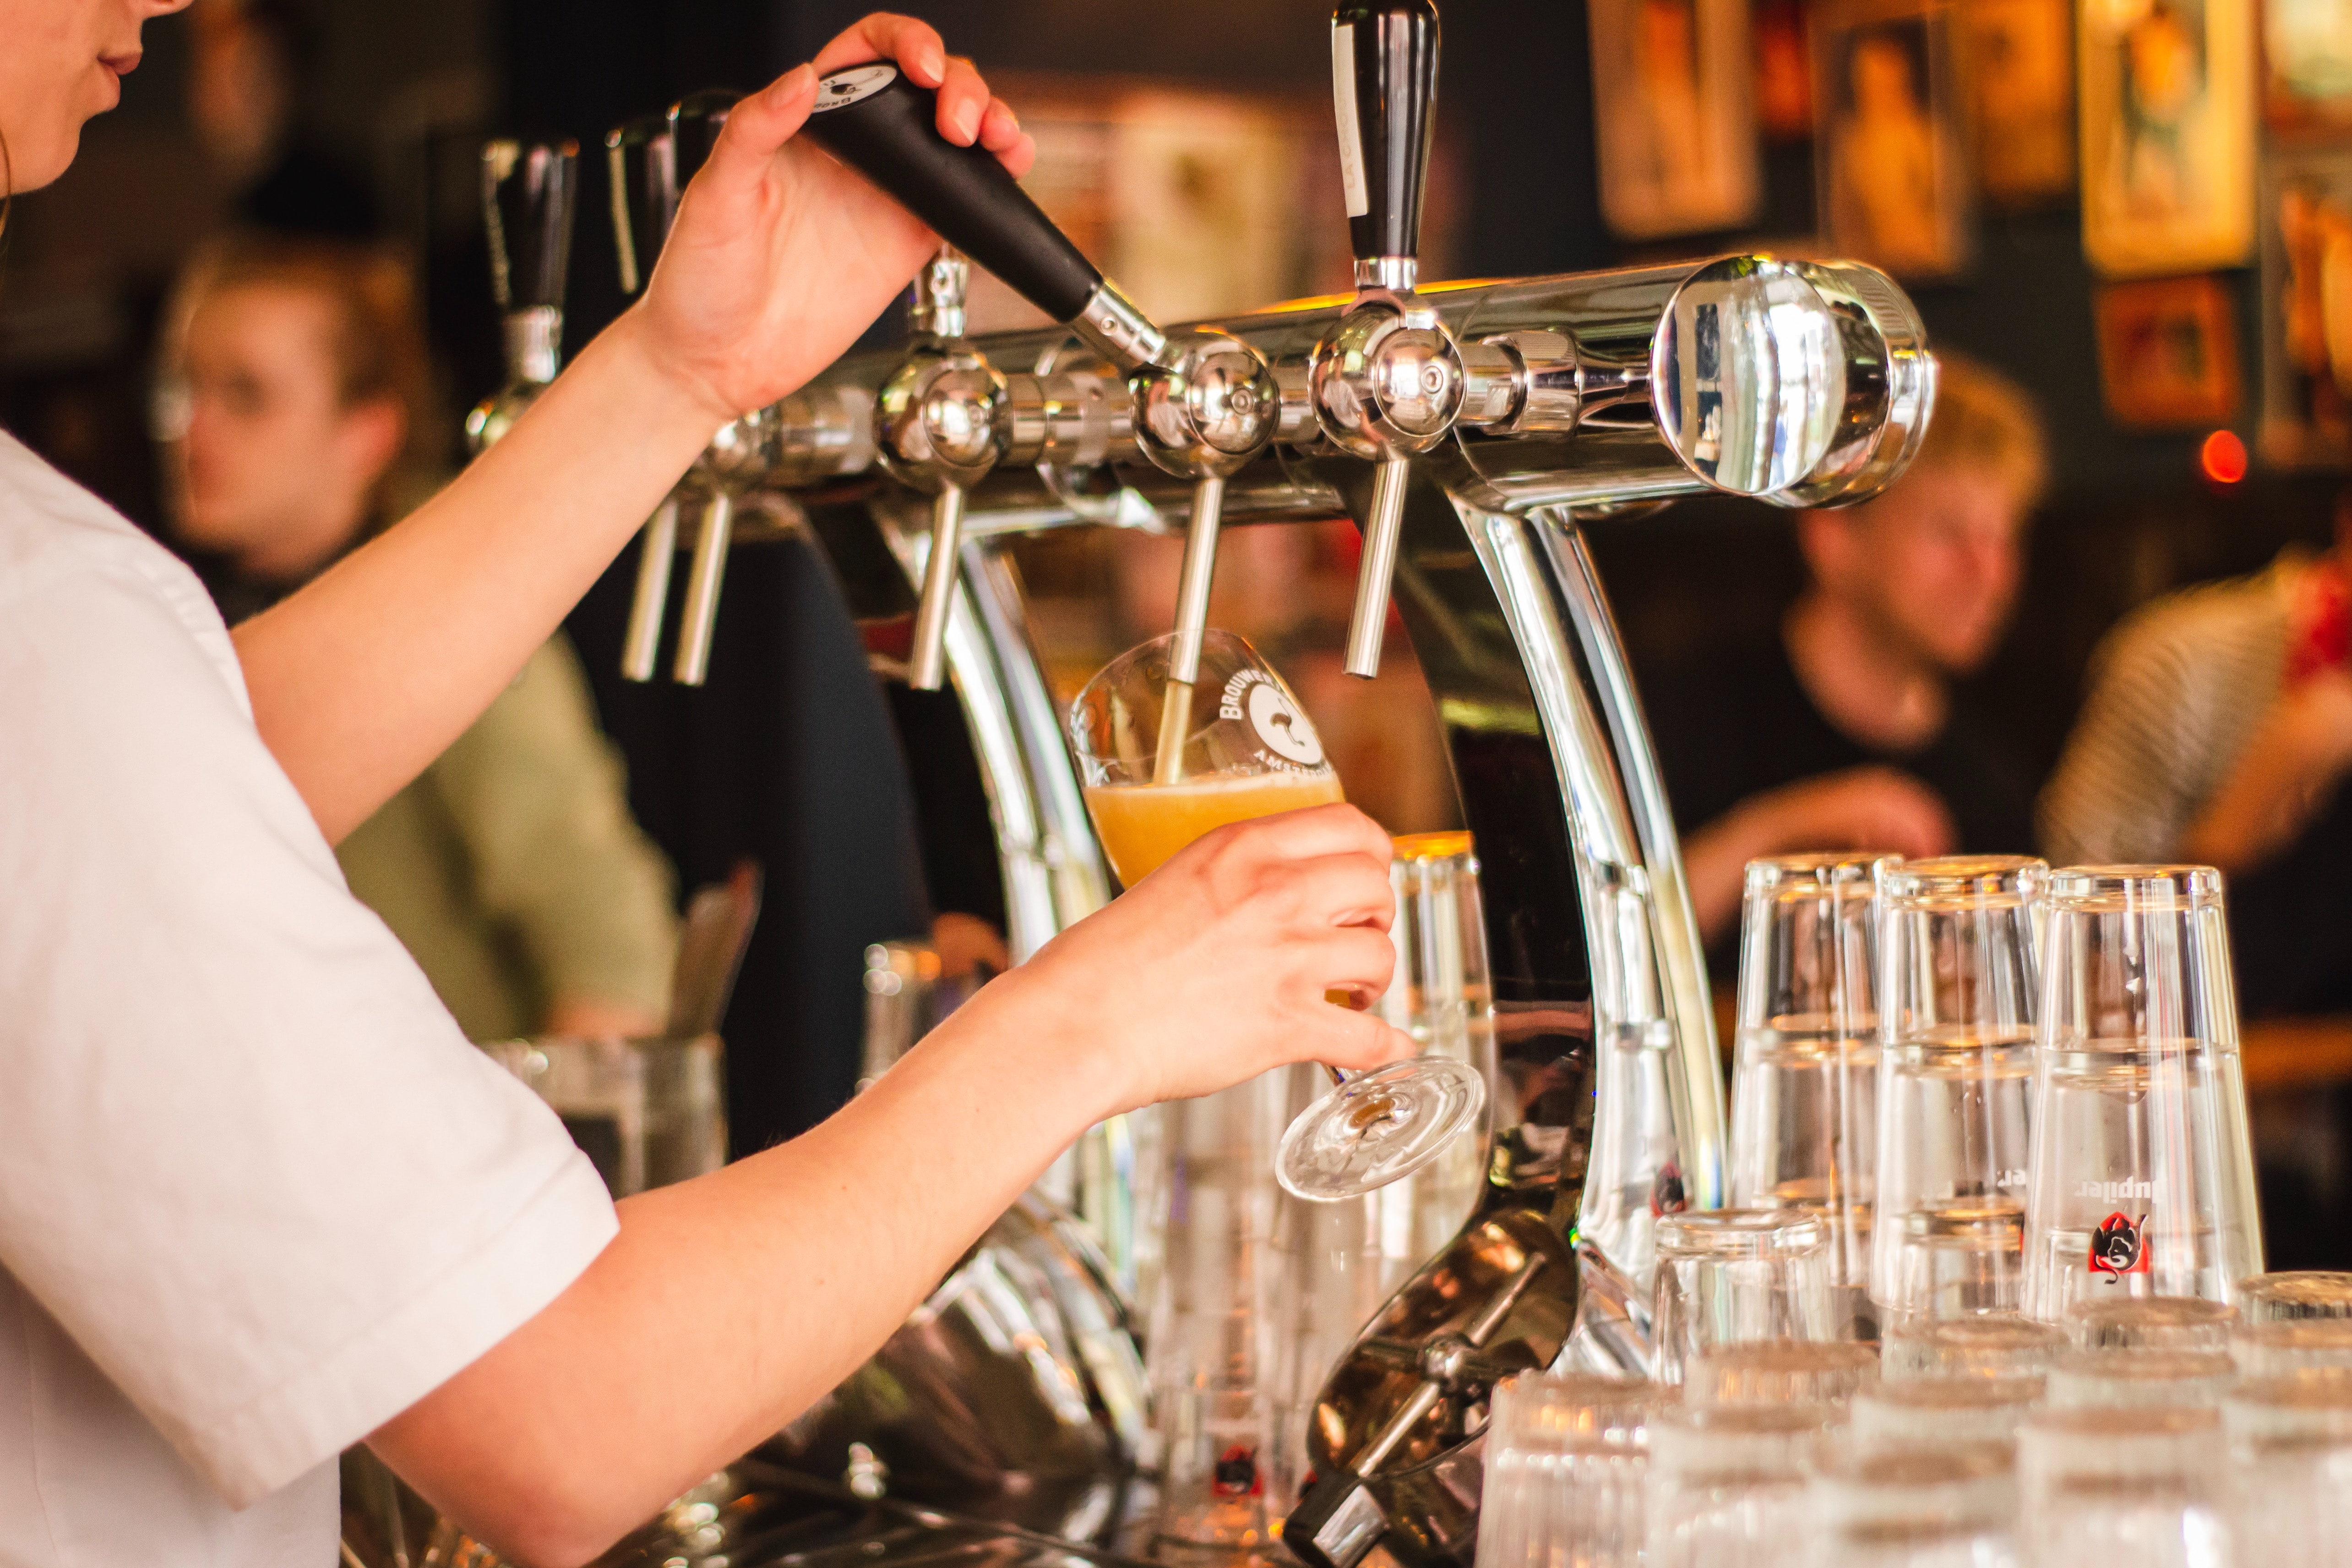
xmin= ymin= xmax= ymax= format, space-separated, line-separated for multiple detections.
xmin=2020 ymin=867 xmax=2262 ymax=1324
xmin=1732 ymin=853 xmax=1890 ymax=1335
xmin=1647 ymin=1403 xmax=1836 ymax=1568
xmin=1814 ymin=1445 xmax=2019 ymax=1568
xmin=1881 ymin=1315 xmax=2068 ymax=1381
xmin=1685 ymin=1339 xmax=1880 ymax=1408
xmin=1851 ymin=1376 xmax=2044 ymax=1446
xmin=2224 ymin=1372 xmax=2352 ymax=1560
xmin=1475 ymin=1373 xmax=1655 ymax=1568
xmin=1068 ymin=630 xmax=1486 ymax=1203
xmin=2016 ymin=1406 xmax=2228 ymax=1568
xmin=2045 ymin=1348 xmax=2237 ymax=1409
xmin=1145 ymin=1066 xmax=1289 ymax=1563
xmin=1652 ymin=1209 xmax=1837 ymax=1386
xmin=2233 ymin=1320 xmax=2352 ymax=1375
xmin=1873 ymin=857 xmax=2044 ymax=1321
xmin=2069 ymin=1296 xmax=2236 ymax=1351
xmin=2237 ymin=1271 xmax=2352 ymax=1323
xmin=1267 ymin=833 xmax=1498 ymax=1513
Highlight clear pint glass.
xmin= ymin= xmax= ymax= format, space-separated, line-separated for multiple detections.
xmin=1474 ymin=1373 xmax=1654 ymax=1568
xmin=2237 ymin=1271 xmax=2352 ymax=1323
xmin=1851 ymin=1375 xmax=2044 ymax=1446
xmin=1732 ymin=853 xmax=1890 ymax=1335
xmin=1872 ymin=857 xmax=2043 ymax=1321
xmin=2232 ymin=1319 xmax=2352 ymax=1376
xmin=2224 ymin=1372 xmax=2352 ymax=1562
xmin=1685 ymin=1338 xmax=1880 ymax=1408
xmin=1651 ymin=1209 xmax=1836 ymax=1386
xmin=1881 ymin=1315 xmax=2067 ymax=1380
xmin=2017 ymin=1405 xmax=2228 ymax=1568
xmin=1647 ymin=1403 xmax=1835 ymax=1568
xmin=2044 ymin=1348 xmax=2237 ymax=1409
xmin=2069 ymin=1295 xmax=2235 ymax=1351
xmin=2020 ymin=867 xmax=2262 ymax=1324
xmin=1815 ymin=1445 xmax=2019 ymax=1568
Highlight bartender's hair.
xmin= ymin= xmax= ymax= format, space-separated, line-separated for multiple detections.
xmin=1910 ymin=353 xmax=2047 ymax=511
xmin=163 ymin=232 xmax=438 ymax=521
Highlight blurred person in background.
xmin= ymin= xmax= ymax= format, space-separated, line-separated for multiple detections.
xmin=2041 ymin=487 xmax=2352 ymax=1018
xmin=1643 ymin=356 xmax=2047 ymax=948
xmin=158 ymin=232 xmax=679 ymax=1040
xmin=187 ymin=0 xmax=376 ymax=237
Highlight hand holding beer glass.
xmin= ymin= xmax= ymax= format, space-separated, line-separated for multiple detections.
xmin=1070 ymin=629 xmax=1486 ymax=1201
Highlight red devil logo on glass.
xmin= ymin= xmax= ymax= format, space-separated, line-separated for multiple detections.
xmin=2089 ymin=1211 xmax=2150 ymax=1278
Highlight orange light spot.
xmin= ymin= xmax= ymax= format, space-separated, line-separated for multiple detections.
xmin=2200 ymin=429 xmax=2249 ymax=485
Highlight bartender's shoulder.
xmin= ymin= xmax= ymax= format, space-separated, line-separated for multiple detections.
xmin=0 ymin=430 xmax=201 ymax=616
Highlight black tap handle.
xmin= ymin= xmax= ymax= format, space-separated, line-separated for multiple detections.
xmin=1332 ymin=0 xmax=1439 ymax=267
xmin=482 ymin=138 xmax=578 ymax=312
xmin=801 ymin=63 xmax=1102 ymax=325
xmin=605 ymin=113 xmax=675 ymax=296
xmin=670 ymin=88 xmax=744 ymax=186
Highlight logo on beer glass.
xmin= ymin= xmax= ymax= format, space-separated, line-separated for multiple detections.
xmin=1221 ymin=669 xmax=1324 ymax=769
xmin=1650 ymin=1160 xmax=1688 ymax=1216
xmin=2088 ymin=1210 xmax=2150 ymax=1277
xmin=1212 ymin=1443 xmax=1262 ymax=1497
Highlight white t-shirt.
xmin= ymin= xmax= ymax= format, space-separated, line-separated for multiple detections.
xmin=0 ymin=432 xmax=620 ymax=1563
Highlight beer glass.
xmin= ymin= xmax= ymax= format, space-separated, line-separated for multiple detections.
xmin=1268 ymin=833 xmax=1497 ymax=1511
xmin=1652 ymin=1209 xmax=1837 ymax=1386
xmin=1647 ymin=1403 xmax=1835 ymax=1568
xmin=1882 ymin=1315 xmax=2067 ymax=1381
xmin=2224 ymin=1372 xmax=2352 ymax=1560
xmin=2231 ymin=1320 xmax=2352 ymax=1376
xmin=2237 ymin=1271 xmax=2352 ymax=1323
xmin=1475 ymin=1373 xmax=1654 ymax=1568
xmin=1851 ymin=1376 xmax=2044 ymax=1446
xmin=1146 ymin=1066 xmax=1289 ymax=1562
xmin=2015 ymin=1406 xmax=2227 ymax=1568
xmin=2045 ymin=1348 xmax=2236 ymax=1409
xmin=1814 ymin=1445 xmax=2018 ymax=1568
xmin=1069 ymin=631 xmax=1485 ymax=1202
xmin=2020 ymin=867 xmax=2262 ymax=1323
xmin=2069 ymin=1296 xmax=2235 ymax=1351
xmin=1872 ymin=857 xmax=2043 ymax=1321
xmin=1685 ymin=1339 xmax=1879 ymax=1408
xmin=1731 ymin=853 xmax=1891 ymax=1335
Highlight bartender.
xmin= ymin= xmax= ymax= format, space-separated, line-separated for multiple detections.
xmin=0 ymin=8 xmax=1415 ymax=1566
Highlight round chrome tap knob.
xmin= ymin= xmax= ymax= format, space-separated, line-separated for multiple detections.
xmin=875 ymin=347 xmax=1009 ymax=494
xmin=1309 ymin=300 xmax=1467 ymax=461
xmin=1130 ymin=328 xmax=1282 ymax=480
xmin=698 ymin=401 xmax=782 ymax=490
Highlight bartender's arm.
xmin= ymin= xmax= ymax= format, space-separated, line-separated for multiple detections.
xmin=376 ymin=802 xmax=1407 ymax=1563
xmin=232 ymin=15 xmax=1028 ymax=845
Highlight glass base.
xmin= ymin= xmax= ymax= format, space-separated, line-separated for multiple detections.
xmin=1274 ymin=1057 xmax=1487 ymax=1202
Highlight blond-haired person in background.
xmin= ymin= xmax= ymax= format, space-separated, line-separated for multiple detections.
xmin=158 ymin=233 xmax=679 ymax=1041
xmin=1643 ymin=356 xmax=2049 ymax=947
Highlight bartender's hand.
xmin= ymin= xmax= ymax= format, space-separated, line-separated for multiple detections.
xmin=969 ymin=802 xmax=1418 ymax=1112
xmin=634 ymin=14 xmax=1036 ymax=424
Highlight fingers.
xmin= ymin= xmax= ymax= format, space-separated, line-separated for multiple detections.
xmin=1198 ymin=800 xmax=1396 ymax=870
xmin=1282 ymin=852 xmax=1403 ymax=932
xmin=811 ymin=13 xmax=947 ymax=84
xmin=715 ymin=64 xmax=818 ymax=171
xmin=1309 ymin=1003 xmax=1421 ymax=1074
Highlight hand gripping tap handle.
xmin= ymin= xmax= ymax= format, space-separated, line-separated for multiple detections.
xmin=801 ymin=64 xmax=1167 ymax=370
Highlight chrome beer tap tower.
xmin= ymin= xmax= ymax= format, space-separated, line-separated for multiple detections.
xmin=564 ymin=4 xmax=1935 ymax=1561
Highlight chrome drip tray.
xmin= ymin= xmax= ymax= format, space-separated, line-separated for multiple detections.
xmin=407 ymin=1463 xmax=1159 ymax=1568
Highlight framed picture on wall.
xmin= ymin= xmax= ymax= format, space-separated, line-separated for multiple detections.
xmin=1754 ymin=0 xmax=1817 ymax=140
xmin=1960 ymin=0 xmax=2075 ymax=205
xmin=2265 ymin=0 xmax=2352 ymax=134
xmin=2078 ymin=0 xmax=2255 ymax=278
xmin=2093 ymin=274 xmax=2242 ymax=428
xmin=1814 ymin=0 xmax=1972 ymax=278
xmin=2259 ymin=146 xmax=2352 ymax=468
xmin=1589 ymin=0 xmax=1763 ymax=239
